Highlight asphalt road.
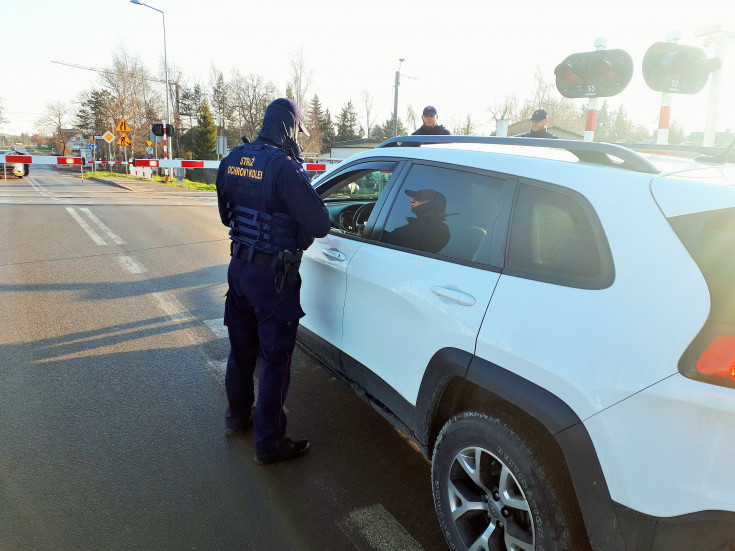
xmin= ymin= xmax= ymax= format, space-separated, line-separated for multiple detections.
xmin=0 ymin=166 xmax=446 ymax=551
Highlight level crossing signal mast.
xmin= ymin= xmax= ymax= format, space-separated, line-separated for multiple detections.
xmin=642 ymin=42 xmax=722 ymax=95
xmin=152 ymin=123 xmax=174 ymax=137
xmin=554 ymin=49 xmax=634 ymax=98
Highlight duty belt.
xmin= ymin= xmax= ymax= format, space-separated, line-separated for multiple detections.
xmin=230 ymin=242 xmax=278 ymax=269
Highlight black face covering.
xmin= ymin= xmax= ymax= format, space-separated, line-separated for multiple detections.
xmin=257 ymin=104 xmax=305 ymax=162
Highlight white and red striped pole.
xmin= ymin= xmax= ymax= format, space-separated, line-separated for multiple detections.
xmin=584 ymin=37 xmax=608 ymax=142
xmin=584 ymin=98 xmax=598 ymax=142
xmin=656 ymin=93 xmax=673 ymax=145
xmin=656 ymin=30 xmax=681 ymax=146
xmin=162 ymin=120 xmax=169 ymax=182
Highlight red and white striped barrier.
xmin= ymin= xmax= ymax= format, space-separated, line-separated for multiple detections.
xmin=0 ymin=154 xmax=329 ymax=174
xmin=0 ymin=154 xmax=85 ymax=165
xmin=133 ymin=159 xmax=328 ymax=172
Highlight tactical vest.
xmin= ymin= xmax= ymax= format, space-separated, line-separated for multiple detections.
xmin=224 ymin=144 xmax=300 ymax=256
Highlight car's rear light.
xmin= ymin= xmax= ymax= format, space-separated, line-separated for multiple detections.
xmin=697 ymin=336 xmax=735 ymax=381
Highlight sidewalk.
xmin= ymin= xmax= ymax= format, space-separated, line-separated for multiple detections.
xmin=62 ymin=166 xmax=215 ymax=195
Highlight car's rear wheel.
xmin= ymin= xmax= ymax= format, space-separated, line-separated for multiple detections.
xmin=431 ymin=411 xmax=586 ymax=551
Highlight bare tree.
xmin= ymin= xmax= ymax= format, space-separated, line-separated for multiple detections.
xmin=287 ymin=47 xmax=312 ymax=108
xmin=523 ymin=66 xmax=582 ymax=126
xmin=98 ymin=46 xmax=161 ymax=156
xmin=455 ymin=114 xmax=476 ymax=135
xmin=362 ymin=91 xmax=374 ymax=139
xmin=488 ymin=94 xmax=520 ymax=122
xmin=229 ymin=70 xmax=277 ymax=142
xmin=36 ymin=101 xmax=72 ymax=155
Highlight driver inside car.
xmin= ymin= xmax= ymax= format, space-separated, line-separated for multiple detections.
xmin=381 ymin=189 xmax=451 ymax=253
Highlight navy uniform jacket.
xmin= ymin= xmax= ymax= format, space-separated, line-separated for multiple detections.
xmin=412 ymin=124 xmax=451 ymax=136
xmin=216 ymin=139 xmax=330 ymax=251
xmin=517 ymin=129 xmax=559 ymax=139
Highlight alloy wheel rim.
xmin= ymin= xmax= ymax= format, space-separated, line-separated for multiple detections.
xmin=447 ymin=446 xmax=535 ymax=551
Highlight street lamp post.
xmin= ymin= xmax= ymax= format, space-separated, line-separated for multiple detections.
xmin=392 ymin=58 xmax=405 ymax=137
xmin=130 ymin=0 xmax=171 ymax=179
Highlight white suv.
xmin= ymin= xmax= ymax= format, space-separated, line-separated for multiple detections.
xmin=297 ymin=136 xmax=735 ymax=551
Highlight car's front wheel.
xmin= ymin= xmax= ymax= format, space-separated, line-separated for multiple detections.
xmin=431 ymin=411 xmax=586 ymax=551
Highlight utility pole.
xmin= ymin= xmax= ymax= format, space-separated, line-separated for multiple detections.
xmin=695 ymin=25 xmax=734 ymax=147
xmin=393 ymin=58 xmax=405 ymax=137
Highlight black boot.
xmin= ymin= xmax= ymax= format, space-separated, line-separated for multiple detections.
xmin=254 ymin=437 xmax=310 ymax=464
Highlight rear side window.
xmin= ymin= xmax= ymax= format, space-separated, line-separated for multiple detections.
xmin=670 ymin=207 xmax=735 ymax=389
xmin=506 ymin=182 xmax=613 ymax=289
xmin=378 ymin=164 xmax=507 ymax=266
xmin=669 ymin=208 xmax=735 ymax=325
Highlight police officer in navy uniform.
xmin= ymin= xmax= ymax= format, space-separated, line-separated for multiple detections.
xmin=517 ymin=108 xmax=558 ymax=138
xmin=412 ymin=106 xmax=451 ymax=135
xmin=216 ymin=98 xmax=330 ymax=465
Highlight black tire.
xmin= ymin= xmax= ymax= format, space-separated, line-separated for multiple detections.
xmin=431 ymin=411 xmax=586 ymax=551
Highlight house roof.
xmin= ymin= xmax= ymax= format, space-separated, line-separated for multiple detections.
xmin=331 ymin=138 xmax=382 ymax=148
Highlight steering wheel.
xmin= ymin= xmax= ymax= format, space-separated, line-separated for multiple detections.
xmin=352 ymin=202 xmax=375 ymax=230
xmin=338 ymin=208 xmax=358 ymax=232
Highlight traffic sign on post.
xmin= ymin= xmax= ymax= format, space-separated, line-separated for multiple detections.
xmin=115 ymin=118 xmax=132 ymax=133
xmin=103 ymin=131 xmax=115 ymax=143
xmin=116 ymin=133 xmax=132 ymax=147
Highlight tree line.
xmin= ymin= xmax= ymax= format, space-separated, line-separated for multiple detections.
xmin=24 ymin=50 xmax=687 ymax=160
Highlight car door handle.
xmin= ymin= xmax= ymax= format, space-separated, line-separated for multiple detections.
xmin=431 ymin=286 xmax=477 ymax=306
xmin=322 ymin=248 xmax=347 ymax=262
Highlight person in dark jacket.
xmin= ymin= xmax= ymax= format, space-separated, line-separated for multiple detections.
xmin=412 ymin=106 xmax=451 ymax=136
xmin=216 ymin=98 xmax=330 ymax=465
xmin=517 ymin=108 xmax=558 ymax=138
xmin=382 ymin=188 xmax=450 ymax=253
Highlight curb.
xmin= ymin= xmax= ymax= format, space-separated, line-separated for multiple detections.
xmin=86 ymin=176 xmax=134 ymax=191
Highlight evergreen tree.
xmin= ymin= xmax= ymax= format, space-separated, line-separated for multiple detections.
xmin=371 ymin=116 xmax=407 ymax=141
xmin=306 ymin=95 xmax=323 ymax=130
xmin=76 ymin=89 xmax=111 ymax=135
xmin=192 ymin=99 xmax=217 ymax=160
xmin=179 ymin=83 xmax=203 ymax=131
xmin=301 ymin=95 xmax=325 ymax=156
xmin=611 ymin=105 xmax=631 ymax=143
xmin=210 ymin=69 xmax=229 ymax=134
xmin=320 ymin=108 xmax=336 ymax=152
xmin=335 ymin=101 xmax=360 ymax=142
xmin=594 ymin=100 xmax=614 ymax=142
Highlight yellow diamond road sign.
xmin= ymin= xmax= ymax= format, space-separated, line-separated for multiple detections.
xmin=115 ymin=117 xmax=132 ymax=133
xmin=103 ymin=131 xmax=115 ymax=143
xmin=146 ymin=140 xmax=153 ymax=147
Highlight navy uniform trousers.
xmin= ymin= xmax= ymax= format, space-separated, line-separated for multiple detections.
xmin=223 ymin=255 xmax=303 ymax=457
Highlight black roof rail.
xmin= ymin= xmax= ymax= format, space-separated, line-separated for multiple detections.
xmin=377 ymin=136 xmax=660 ymax=174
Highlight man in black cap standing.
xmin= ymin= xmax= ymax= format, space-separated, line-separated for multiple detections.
xmin=216 ymin=98 xmax=330 ymax=464
xmin=517 ymin=108 xmax=558 ymax=138
xmin=412 ymin=106 xmax=451 ymax=136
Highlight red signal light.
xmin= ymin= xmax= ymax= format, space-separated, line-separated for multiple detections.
xmin=697 ymin=336 xmax=735 ymax=380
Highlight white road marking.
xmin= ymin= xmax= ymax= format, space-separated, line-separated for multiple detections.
xmin=29 ymin=177 xmax=56 ymax=199
xmin=80 ymin=208 xmax=125 ymax=244
xmin=204 ymin=318 xmax=228 ymax=339
xmin=117 ymin=255 xmax=147 ymax=274
xmin=342 ymin=504 xmax=424 ymax=551
xmin=151 ymin=291 xmax=193 ymax=322
xmin=65 ymin=207 xmax=106 ymax=245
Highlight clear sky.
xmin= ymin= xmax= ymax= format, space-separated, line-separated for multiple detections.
xmin=2 ymin=0 xmax=733 ymax=137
